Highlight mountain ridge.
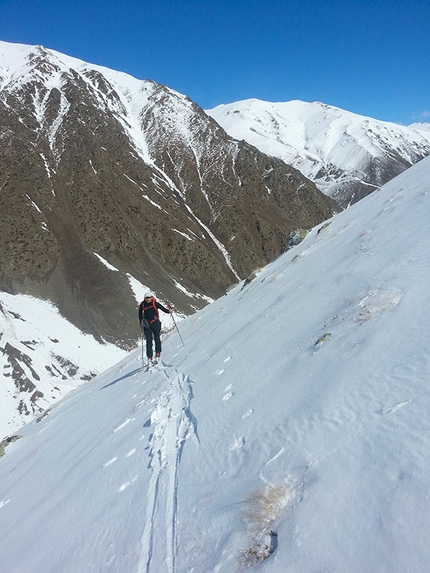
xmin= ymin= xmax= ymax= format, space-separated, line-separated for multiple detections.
xmin=207 ymin=98 xmax=430 ymax=207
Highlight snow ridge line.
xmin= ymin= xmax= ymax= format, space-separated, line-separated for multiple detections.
xmin=137 ymin=366 xmax=198 ymax=573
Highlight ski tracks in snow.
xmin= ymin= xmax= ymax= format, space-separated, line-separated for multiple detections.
xmin=137 ymin=364 xmax=199 ymax=573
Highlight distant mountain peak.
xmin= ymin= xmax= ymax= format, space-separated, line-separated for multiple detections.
xmin=207 ymin=99 xmax=430 ymax=207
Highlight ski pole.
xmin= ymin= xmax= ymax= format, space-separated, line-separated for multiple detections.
xmin=168 ymin=304 xmax=185 ymax=346
xmin=141 ymin=331 xmax=145 ymax=367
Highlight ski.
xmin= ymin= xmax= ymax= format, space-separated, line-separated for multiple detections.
xmin=144 ymin=358 xmax=164 ymax=372
xmin=144 ymin=361 xmax=154 ymax=372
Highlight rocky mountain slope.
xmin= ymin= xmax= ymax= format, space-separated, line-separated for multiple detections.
xmin=0 ymin=41 xmax=338 ymax=431
xmin=0 ymin=41 xmax=337 ymax=346
xmin=207 ymin=99 xmax=430 ymax=207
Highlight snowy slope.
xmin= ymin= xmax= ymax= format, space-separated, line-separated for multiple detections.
xmin=0 ymin=292 xmax=128 ymax=438
xmin=208 ymin=99 xmax=430 ymax=206
xmin=0 ymin=277 xmax=179 ymax=438
xmin=0 ymin=157 xmax=429 ymax=572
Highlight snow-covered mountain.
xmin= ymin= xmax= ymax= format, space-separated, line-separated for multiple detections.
xmin=0 ymin=40 xmax=338 ymax=433
xmin=1 ymin=155 xmax=429 ymax=572
xmin=0 ymin=40 xmax=336 ymax=330
xmin=208 ymin=99 xmax=430 ymax=207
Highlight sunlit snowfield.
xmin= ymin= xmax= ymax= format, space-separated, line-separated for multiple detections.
xmin=1 ymin=156 xmax=429 ymax=572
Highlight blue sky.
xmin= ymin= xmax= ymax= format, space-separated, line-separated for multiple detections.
xmin=0 ymin=0 xmax=429 ymax=125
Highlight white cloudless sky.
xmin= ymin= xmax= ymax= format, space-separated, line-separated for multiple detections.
xmin=0 ymin=0 xmax=429 ymax=125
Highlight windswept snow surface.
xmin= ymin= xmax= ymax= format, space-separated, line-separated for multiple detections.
xmin=1 ymin=157 xmax=430 ymax=572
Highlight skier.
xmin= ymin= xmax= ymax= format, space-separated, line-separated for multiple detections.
xmin=138 ymin=293 xmax=172 ymax=364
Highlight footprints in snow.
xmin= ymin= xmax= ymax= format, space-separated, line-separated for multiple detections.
xmin=103 ymin=456 xmax=117 ymax=468
xmin=104 ymin=352 xmax=253 ymax=509
xmin=215 ymin=355 xmax=254 ymax=421
xmin=215 ymin=355 xmax=231 ymax=376
xmin=215 ymin=356 xmax=235 ymax=400
xmin=119 ymin=475 xmax=139 ymax=492
xmin=229 ymin=435 xmax=245 ymax=450
xmin=113 ymin=418 xmax=133 ymax=432
xmin=223 ymin=384 xmax=233 ymax=401
xmin=381 ymin=399 xmax=412 ymax=415
xmin=103 ymin=448 xmax=139 ymax=492
xmin=214 ymin=355 xmax=251 ymax=450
